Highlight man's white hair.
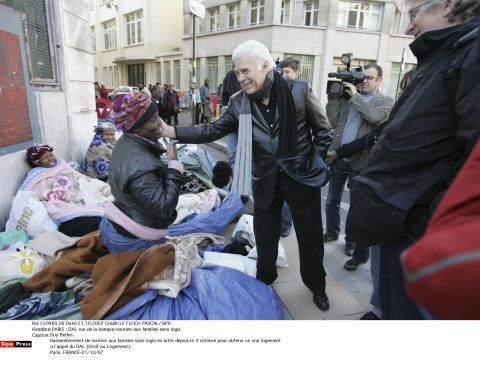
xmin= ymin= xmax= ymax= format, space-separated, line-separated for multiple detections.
xmin=232 ymin=40 xmax=276 ymax=71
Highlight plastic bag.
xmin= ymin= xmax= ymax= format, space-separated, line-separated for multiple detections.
xmin=0 ymin=242 xmax=47 ymax=281
xmin=234 ymin=214 xmax=289 ymax=268
xmin=5 ymin=191 xmax=58 ymax=238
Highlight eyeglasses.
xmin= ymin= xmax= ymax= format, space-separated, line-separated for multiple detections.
xmin=408 ymin=0 xmax=435 ymax=21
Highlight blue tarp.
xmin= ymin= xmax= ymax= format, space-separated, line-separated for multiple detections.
xmin=169 ymin=193 xmax=244 ymax=236
xmin=106 ymin=265 xmax=285 ymax=320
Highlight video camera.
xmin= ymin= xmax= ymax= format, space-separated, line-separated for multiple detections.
xmin=326 ymin=53 xmax=366 ymax=98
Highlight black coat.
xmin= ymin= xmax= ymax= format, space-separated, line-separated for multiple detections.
xmin=108 ymin=133 xmax=187 ymax=229
xmin=175 ymin=79 xmax=332 ymax=210
xmin=355 ymin=18 xmax=480 ymax=235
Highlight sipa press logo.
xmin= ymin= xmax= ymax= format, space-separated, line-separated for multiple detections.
xmin=0 ymin=340 xmax=32 ymax=348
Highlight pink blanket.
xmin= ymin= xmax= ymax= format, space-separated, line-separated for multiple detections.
xmin=24 ymin=159 xmax=113 ymax=222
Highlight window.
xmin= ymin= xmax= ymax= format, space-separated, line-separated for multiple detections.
xmin=164 ymin=61 xmax=171 ymax=84
xmin=1 ymin=0 xmax=57 ymax=83
xmin=207 ymin=57 xmax=218 ymax=90
xmin=103 ymin=19 xmax=117 ymax=50
xmin=387 ymin=62 xmax=416 ymax=98
xmin=391 ymin=3 xmax=410 ymax=35
xmin=228 ymin=3 xmax=241 ymax=29
xmin=284 ymin=53 xmax=315 ymax=85
xmin=250 ymin=0 xmax=265 ymax=25
xmin=113 ymin=65 xmax=119 ymax=87
xmin=224 ymin=55 xmax=233 ymax=72
xmin=337 ymin=1 xmax=383 ymax=32
xmin=125 ymin=10 xmax=143 ymax=46
xmin=90 ymin=26 xmax=96 ymax=53
xmin=174 ymin=60 xmax=181 ymax=88
xmin=304 ymin=2 xmax=319 ymax=26
xmin=103 ymin=66 xmax=108 ymax=85
xmin=155 ymin=62 xmax=161 ymax=83
xmin=281 ymin=1 xmax=290 ymax=24
xmin=209 ymin=7 xmax=220 ymax=31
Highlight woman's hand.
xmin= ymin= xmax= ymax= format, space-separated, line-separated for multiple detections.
xmin=166 ymin=140 xmax=178 ymax=161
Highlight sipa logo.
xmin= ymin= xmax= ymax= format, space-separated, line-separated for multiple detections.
xmin=0 ymin=340 xmax=32 ymax=348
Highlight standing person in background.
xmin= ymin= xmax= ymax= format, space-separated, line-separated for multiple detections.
xmin=161 ymin=40 xmax=333 ymax=312
xmin=138 ymin=82 xmax=152 ymax=98
xmin=324 ymin=64 xmax=393 ymax=262
xmin=164 ymin=84 xmax=180 ymax=126
xmin=200 ymin=78 xmax=211 ymax=124
xmin=277 ymin=56 xmax=304 ymax=238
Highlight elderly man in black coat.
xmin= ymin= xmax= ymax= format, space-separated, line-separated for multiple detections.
xmin=161 ymin=40 xmax=332 ymax=312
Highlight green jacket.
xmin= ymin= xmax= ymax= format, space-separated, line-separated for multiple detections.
xmin=326 ymin=92 xmax=393 ymax=171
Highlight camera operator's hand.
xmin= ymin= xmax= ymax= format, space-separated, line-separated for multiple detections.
xmin=343 ymin=82 xmax=358 ymax=97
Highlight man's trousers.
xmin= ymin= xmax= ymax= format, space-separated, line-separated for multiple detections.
xmin=253 ymin=170 xmax=326 ymax=295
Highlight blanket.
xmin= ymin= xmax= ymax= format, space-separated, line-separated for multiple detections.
xmin=81 ymin=243 xmax=175 ymax=320
xmin=23 ymin=231 xmax=108 ymax=292
xmin=23 ymin=159 xmax=114 ymax=223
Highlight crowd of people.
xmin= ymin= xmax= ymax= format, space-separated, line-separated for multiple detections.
xmin=9 ymin=0 xmax=480 ymax=320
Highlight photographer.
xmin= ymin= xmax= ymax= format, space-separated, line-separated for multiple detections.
xmin=324 ymin=64 xmax=393 ymax=264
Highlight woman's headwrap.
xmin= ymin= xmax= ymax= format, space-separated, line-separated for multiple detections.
xmin=26 ymin=144 xmax=53 ymax=167
xmin=112 ymin=91 xmax=158 ymax=132
xmin=95 ymin=118 xmax=116 ymax=133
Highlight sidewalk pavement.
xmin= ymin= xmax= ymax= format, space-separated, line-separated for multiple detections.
xmin=175 ymin=112 xmax=373 ymax=320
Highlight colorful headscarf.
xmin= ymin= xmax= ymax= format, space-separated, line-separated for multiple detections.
xmin=26 ymin=144 xmax=53 ymax=167
xmin=95 ymin=118 xmax=116 ymax=133
xmin=113 ymin=91 xmax=158 ymax=132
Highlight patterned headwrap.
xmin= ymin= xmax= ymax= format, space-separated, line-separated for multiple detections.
xmin=95 ymin=118 xmax=116 ymax=133
xmin=26 ymin=144 xmax=53 ymax=167
xmin=113 ymin=91 xmax=158 ymax=132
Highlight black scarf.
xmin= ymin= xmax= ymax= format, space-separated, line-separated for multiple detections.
xmin=247 ymin=70 xmax=298 ymax=155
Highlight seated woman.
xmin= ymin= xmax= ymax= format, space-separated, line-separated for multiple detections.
xmin=100 ymin=91 xmax=188 ymax=253
xmin=21 ymin=145 xmax=113 ymax=237
xmin=80 ymin=119 xmax=116 ymax=181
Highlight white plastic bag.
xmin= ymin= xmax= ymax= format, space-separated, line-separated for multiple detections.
xmin=234 ymin=215 xmax=289 ymax=268
xmin=0 ymin=242 xmax=47 ymax=281
xmin=6 ymin=191 xmax=58 ymax=238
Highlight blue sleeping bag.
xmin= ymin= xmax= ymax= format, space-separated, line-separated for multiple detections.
xmin=106 ymin=265 xmax=285 ymax=320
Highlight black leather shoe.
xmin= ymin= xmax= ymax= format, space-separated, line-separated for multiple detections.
xmin=360 ymin=311 xmax=380 ymax=320
xmin=280 ymin=228 xmax=291 ymax=238
xmin=344 ymin=243 xmax=354 ymax=256
xmin=323 ymin=233 xmax=338 ymax=243
xmin=313 ymin=294 xmax=330 ymax=311
xmin=344 ymin=258 xmax=367 ymax=271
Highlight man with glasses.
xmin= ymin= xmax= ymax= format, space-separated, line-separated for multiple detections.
xmin=346 ymin=0 xmax=480 ymax=319
xmin=324 ymin=64 xmax=393 ymax=263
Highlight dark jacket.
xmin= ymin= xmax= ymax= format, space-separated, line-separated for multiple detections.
xmin=108 ymin=133 xmax=187 ymax=229
xmin=221 ymin=70 xmax=241 ymax=105
xmin=355 ymin=18 xmax=480 ymax=237
xmin=175 ymin=78 xmax=332 ymax=210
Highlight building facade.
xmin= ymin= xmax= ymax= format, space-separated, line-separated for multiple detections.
xmin=182 ymin=0 xmax=416 ymax=103
xmin=0 ymin=0 xmax=98 ymax=229
xmin=90 ymin=0 xmax=184 ymax=89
